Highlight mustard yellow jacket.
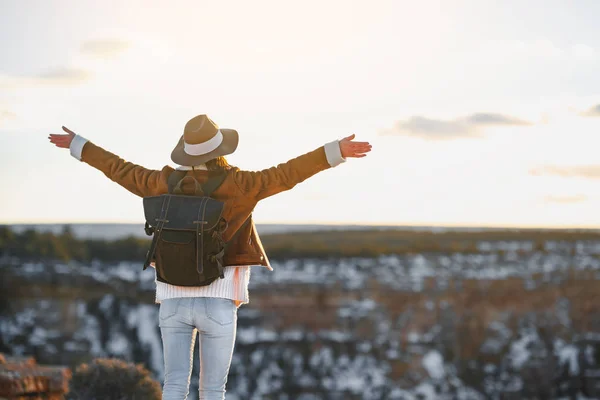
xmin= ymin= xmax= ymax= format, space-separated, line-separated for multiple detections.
xmin=72 ymin=137 xmax=345 ymax=270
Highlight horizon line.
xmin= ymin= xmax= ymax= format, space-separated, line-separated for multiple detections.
xmin=2 ymin=220 xmax=600 ymax=231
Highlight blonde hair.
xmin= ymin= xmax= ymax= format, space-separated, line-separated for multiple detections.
xmin=205 ymin=156 xmax=232 ymax=171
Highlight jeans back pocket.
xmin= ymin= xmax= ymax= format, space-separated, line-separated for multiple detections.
xmin=205 ymin=298 xmax=235 ymax=326
xmin=159 ymin=298 xmax=182 ymax=324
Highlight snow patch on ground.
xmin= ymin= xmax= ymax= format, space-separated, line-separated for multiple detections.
xmin=555 ymin=339 xmax=580 ymax=375
xmin=423 ymin=350 xmax=445 ymax=379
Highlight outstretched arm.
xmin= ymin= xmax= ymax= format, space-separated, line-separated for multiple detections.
xmin=233 ymin=134 xmax=371 ymax=201
xmin=49 ymin=126 xmax=170 ymax=197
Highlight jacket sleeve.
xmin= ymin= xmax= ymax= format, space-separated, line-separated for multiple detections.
xmin=232 ymin=140 xmax=345 ymax=201
xmin=72 ymin=136 xmax=170 ymax=198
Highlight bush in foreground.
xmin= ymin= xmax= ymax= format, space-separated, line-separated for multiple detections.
xmin=67 ymin=358 xmax=161 ymax=400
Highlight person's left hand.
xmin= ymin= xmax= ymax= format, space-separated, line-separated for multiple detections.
xmin=339 ymin=134 xmax=372 ymax=158
xmin=48 ymin=126 xmax=76 ymax=149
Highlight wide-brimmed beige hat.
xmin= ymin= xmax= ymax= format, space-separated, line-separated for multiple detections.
xmin=171 ymin=114 xmax=239 ymax=166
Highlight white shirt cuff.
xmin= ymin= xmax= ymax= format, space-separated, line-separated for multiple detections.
xmin=70 ymin=135 xmax=89 ymax=161
xmin=324 ymin=140 xmax=346 ymax=168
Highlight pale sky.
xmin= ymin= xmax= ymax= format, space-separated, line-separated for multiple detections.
xmin=1 ymin=0 xmax=600 ymax=228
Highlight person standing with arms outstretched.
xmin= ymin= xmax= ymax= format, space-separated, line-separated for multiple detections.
xmin=49 ymin=114 xmax=371 ymax=399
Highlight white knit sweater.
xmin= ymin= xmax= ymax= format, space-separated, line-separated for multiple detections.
xmin=154 ymin=264 xmax=252 ymax=305
xmin=70 ymin=136 xmax=346 ymax=307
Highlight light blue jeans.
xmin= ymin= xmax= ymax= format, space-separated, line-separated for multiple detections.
xmin=159 ymin=297 xmax=237 ymax=400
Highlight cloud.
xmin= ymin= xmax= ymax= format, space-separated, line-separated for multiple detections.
xmin=36 ymin=68 xmax=92 ymax=84
xmin=580 ymin=104 xmax=600 ymax=117
xmin=381 ymin=113 xmax=533 ymax=140
xmin=465 ymin=113 xmax=531 ymax=126
xmin=530 ymin=165 xmax=600 ymax=180
xmin=80 ymin=39 xmax=130 ymax=59
xmin=0 ymin=68 xmax=92 ymax=88
xmin=544 ymin=195 xmax=588 ymax=204
xmin=0 ymin=110 xmax=16 ymax=127
xmin=0 ymin=38 xmax=127 ymax=89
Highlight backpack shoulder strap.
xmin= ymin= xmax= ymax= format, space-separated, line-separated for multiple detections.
xmin=201 ymin=171 xmax=228 ymax=197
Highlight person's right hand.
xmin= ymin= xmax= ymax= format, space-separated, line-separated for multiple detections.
xmin=48 ymin=126 xmax=76 ymax=149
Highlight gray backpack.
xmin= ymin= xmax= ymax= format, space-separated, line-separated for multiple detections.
xmin=142 ymin=170 xmax=248 ymax=286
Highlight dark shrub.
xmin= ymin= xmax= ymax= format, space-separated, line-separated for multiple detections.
xmin=67 ymin=358 xmax=161 ymax=400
